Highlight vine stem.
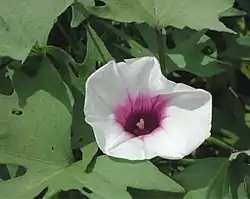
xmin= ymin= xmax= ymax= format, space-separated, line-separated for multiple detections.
xmin=206 ymin=137 xmax=235 ymax=151
xmin=155 ymin=26 xmax=167 ymax=76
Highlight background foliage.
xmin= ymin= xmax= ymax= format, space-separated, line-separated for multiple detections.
xmin=0 ymin=0 xmax=249 ymax=198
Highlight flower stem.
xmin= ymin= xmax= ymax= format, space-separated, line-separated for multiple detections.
xmin=206 ymin=137 xmax=235 ymax=151
xmin=156 ymin=26 xmax=167 ymax=76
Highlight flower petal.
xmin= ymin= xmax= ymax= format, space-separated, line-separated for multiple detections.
xmin=108 ymin=137 xmax=145 ymax=160
xmin=88 ymin=115 xmax=146 ymax=160
xmin=117 ymin=57 xmax=176 ymax=95
xmin=88 ymin=116 xmax=133 ymax=153
xmin=143 ymin=89 xmax=212 ymax=159
xmin=174 ymin=83 xmax=196 ymax=92
xmin=143 ymin=129 xmax=187 ymax=159
xmin=84 ymin=57 xmax=212 ymax=160
xmin=84 ymin=60 xmax=128 ymax=119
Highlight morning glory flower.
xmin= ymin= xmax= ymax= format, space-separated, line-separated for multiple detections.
xmin=84 ymin=57 xmax=212 ymax=160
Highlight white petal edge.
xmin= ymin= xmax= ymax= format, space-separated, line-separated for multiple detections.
xmin=84 ymin=60 xmax=128 ymax=118
xmin=107 ymin=137 xmax=146 ymax=160
xmin=88 ymin=116 xmax=132 ymax=152
xmin=88 ymin=116 xmax=146 ymax=160
xmin=143 ymin=89 xmax=212 ymax=159
xmin=143 ymin=128 xmax=189 ymax=159
xmin=117 ymin=56 xmax=177 ymax=95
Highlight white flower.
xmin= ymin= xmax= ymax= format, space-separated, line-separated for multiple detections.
xmin=84 ymin=57 xmax=212 ymax=160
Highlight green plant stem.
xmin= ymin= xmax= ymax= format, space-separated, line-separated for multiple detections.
xmin=85 ymin=24 xmax=107 ymax=63
xmin=156 ymin=26 xmax=167 ymax=76
xmin=178 ymin=158 xmax=196 ymax=165
xmin=206 ymin=137 xmax=235 ymax=151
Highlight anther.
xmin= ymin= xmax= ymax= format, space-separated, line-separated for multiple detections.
xmin=136 ymin=118 xmax=145 ymax=130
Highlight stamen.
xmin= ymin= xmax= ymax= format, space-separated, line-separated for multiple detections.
xmin=136 ymin=118 xmax=145 ymax=130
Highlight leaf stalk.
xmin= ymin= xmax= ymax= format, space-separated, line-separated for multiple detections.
xmin=156 ymin=26 xmax=167 ymax=76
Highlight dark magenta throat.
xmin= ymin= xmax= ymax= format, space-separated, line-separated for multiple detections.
xmin=124 ymin=112 xmax=160 ymax=136
xmin=114 ymin=94 xmax=168 ymax=137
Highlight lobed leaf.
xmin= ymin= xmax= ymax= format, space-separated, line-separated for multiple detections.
xmin=87 ymin=0 xmax=234 ymax=32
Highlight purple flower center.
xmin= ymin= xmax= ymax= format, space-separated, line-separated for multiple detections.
xmin=114 ymin=94 xmax=168 ymax=137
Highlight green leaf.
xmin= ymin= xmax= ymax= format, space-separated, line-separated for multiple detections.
xmin=71 ymin=4 xmax=89 ymax=28
xmin=45 ymin=24 xmax=113 ymax=88
xmin=43 ymin=25 xmax=113 ymax=149
xmin=174 ymin=158 xmax=227 ymax=191
xmin=14 ymin=59 xmax=73 ymax=113
xmin=136 ymin=23 xmax=158 ymax=54
xmin=245 ymin=176 xmax=250 ymax=198
xmin=206 ymin=153 xmax=250 ymax=199
xmin=237 ymin=36 xmax=250 ymax=47
xmin=229 ymin=153 xmax=250 ymax=199
xmin=245 ymin=112 xmax=250 ymax=128
xmin=71 ymin=1 xmax=94 ymax=28
xmin=42 ymin=46 xmax=83 ymax=91
xmin=81 ymin=142 xmax=98 ymax=171
xmin=79 ymin=24 xmax=113 ymax=84
xmin=212 ymin=90 xmax=250 ymax=149
xmin=183 ymin=188 xmax=207 ymax=199
xmin=77 ymin=0 xmax=94 ymax=6
xmin=0 ymin=0 xmax=74 ymax=60
xmin=0 ymin=58 xmax=124 ymax=199
xmin=42 ymin=46 xmax=95 ymax=149
xmin=237 ymin=182 xmax=249 ymax=199
xmin=182 ymin=152 xmax=250 ymax=199
xmin=123 ymin=40 xmax=154 ymax=58
xmin=87 ymin=0 xmax=234 ymax=32
xmin=92 ymin=156 xmax=185 ymax=193
xmin=206 ymin=161 xmax=231 ymax=199
xmin=101 ymin=22 xmax=154 ymax=57
xmin=84 ymin=172 xmax=132 ymax=199
xmin=108 ymin=22 xmax=224 ymax=77
xmin=0 ymin=59 xmax=72 ymax=198
xmin=166 ymin=28 xmax=224 ymax=76
xmin=134 ymin=24 xmax=224 ymax=76
xmin=220 ymin=7 xmax=247 ymax=17
xmin=18 ymin=53 xmax=130 ymax=199
xmin=0 ymin=79 xmax=121 ymax=198
xmin=220 ymin=35 xmax=250 ymax=61
xmin=86 ymin=24 xmax=113 ymax=62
